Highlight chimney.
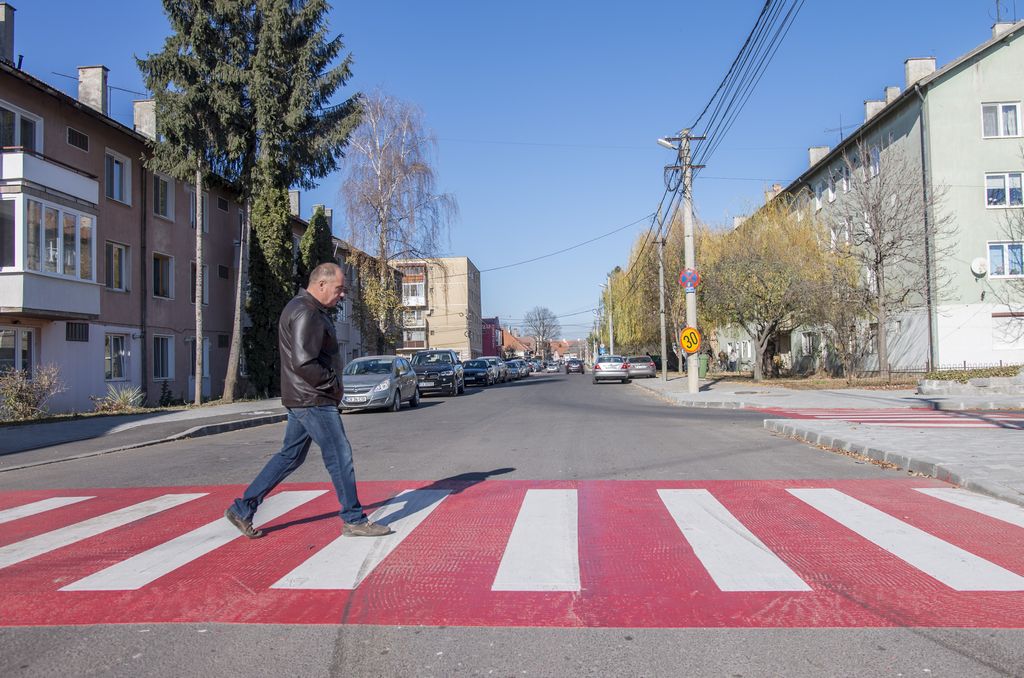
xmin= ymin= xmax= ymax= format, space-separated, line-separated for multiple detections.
xmin=732 ymin=215 xmax=748 ymax=229
xmin=133 ymin=99 xmax=155 ymax=140
xmin=884 ymin=86 xmax=901 ymax=104
xmin=993 ymin=22 xmax=1016 ymax=39
xmin=0 ymin=3 xmax=14 ymax=65
xmin=77 ymin=65 xmax=109 ymax=115
xmin=904 ymin=57 xmax=936 ymax=88
xmin=864 ymin=99 xmax=886 ymax=120
xmin=288 ymin=190 xmax=300 ymax=217
xmin=763 ymin=183 xmax=783 ymax=204
xmin=808 ymin=145 xmax=830 ymax=167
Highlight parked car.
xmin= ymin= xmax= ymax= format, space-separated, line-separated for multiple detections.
xmin=340 ymin=355 xmax=419 ymax=412
xmin=506 ymin=359 xmax=528 ymax=379
xmin=627 ymin=355 xmax=657 ymax=378
xmin=592 ymin=355 xmax=631 ymax=384
xmin=463 ymin=359 xmax=496 ymax=386
xmin=566 ymin=358 xmax=584 ymax=374
xmin=529 ymin=360 xmax=542 ymax=372
xmin=411 ymin=349 xmax=465 ymax=396
xmin=480 ymin=356 xmax=509 ymax=383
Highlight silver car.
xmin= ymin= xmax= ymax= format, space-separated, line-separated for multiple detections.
xmin=592 ymin=355 xmax=631 ymax=384
xmin=341 ymin=356 xmax=420 ymax=412
xmin=627 ymin=355 xmax=657 ymax=379
xmin=480 ymin=356 xmax=509 ymax=383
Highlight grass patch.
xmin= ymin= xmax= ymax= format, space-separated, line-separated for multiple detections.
xmin=922 ymin=365 xmax=1022 ymax=383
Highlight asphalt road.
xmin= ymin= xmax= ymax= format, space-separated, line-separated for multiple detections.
xmin=2 ymin=373 xmax=1022 ymax=677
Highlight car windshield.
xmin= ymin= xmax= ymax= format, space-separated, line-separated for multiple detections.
xmin=465 ymin=360 xmax=487 ymax=369
xmin=412 ymin=352 xmax=452 ymax=366
xmin=343 ymin=358 xmax=394 ymax=375
xmin=628 ymin=357 xmax=651 ymax=363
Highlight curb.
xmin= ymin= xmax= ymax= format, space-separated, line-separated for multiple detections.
xmin=763 ymin=419 xmax=1024 ymax=508
xmin=0 ymin=413 xmax=287 ymax=474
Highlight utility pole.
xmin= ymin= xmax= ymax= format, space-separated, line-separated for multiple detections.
xmin=656 ymin=206 xmax=668 ymax=381
xmin=606 ymin=273 xmax=615 ymax=355
xmin=681 ymin=131 xmax=699 ymax=395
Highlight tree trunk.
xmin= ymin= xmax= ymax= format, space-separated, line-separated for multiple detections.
xmin=875 ymin=267 xmax=890 ymax=380
xmin=193 ymin=164 xmax=205 ymax=406
xmin=222 ymin=199 xmax=250 ymax=402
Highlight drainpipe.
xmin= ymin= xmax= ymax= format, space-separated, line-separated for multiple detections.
xmin=914 ymin=83 xmax=937 ymax=371
xmin=139 ymin=167 xmax=148 ymax=400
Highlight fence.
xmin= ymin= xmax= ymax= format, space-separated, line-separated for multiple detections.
xmin=853 ymin=361 xmax=1023 ymax=379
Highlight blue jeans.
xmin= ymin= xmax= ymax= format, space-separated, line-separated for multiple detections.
xmin=231 ymin=405 xmax=367 ymax=525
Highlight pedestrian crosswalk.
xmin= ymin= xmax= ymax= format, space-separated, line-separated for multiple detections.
xmin=1 ymin=480 xmax=1023 ymax=628
xmin=759 ymin=408 xmax=1024 ymax=428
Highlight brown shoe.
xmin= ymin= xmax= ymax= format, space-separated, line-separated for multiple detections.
xmin=342 ymin=520 xmax=393 ymax=537
xmin=224 ymin=508 xmax=264 ymax=539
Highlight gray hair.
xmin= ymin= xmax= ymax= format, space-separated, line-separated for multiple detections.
xmin=308 ymin=262 xmax=342 ymax=285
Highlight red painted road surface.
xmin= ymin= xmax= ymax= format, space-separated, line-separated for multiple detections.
xmin=1 ymin=479 xmax=1023 ymax=627
xmin=758 ymin=408 xmax=1024 ymax=429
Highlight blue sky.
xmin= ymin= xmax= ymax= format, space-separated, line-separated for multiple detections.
xmin=13 ymin=1 xmax=1018 ymax=338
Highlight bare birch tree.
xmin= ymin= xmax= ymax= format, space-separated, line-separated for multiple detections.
xmin=340 ymin=91 xmax=457 ymax=352
xmin=523 ymin=307 xmax=561 ymax=360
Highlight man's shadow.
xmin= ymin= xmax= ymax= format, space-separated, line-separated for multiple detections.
xmin=265 ymin=467 xmax=515 ymax=534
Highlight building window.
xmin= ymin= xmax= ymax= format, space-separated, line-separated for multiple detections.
xmin=218 ymin=264 xmax=229 ymax=279
xmin=827 ymin=173 xmax=836 ymax=203
xmin=186 ymin=337 xmax=211 ymax=378
xmin=190 ymin=262 xmax=209 ymax=304
xmin=982 ymin=102 xmax=1021 ymax=138
xmin=814 ymin=181 xmax=824 ymax=210
xmin=67 ymin=127 xmax=89 ymax=152
xmin=988 ymin=242 xmax=1024 ymax=277
xmin=187 ymin=189 xmax=208 ymax=232
xmin=217 ymin=196 xmax=229 ymax=212
xmin=104 ymin=334 xmax=128 ymax=381
xmin=153 ymin=174 xmax=173 ymax=219
xmin=402 ymin=281 xmax=426 ymax=306
xmin=153 ymin=335 xmax=173 ymax=380
xmin=0 ymin=100 xmax=41 ymax=152
xmin=105 ymin=242 xmax=129 ymax=291
xmin=22 ymin=198 xmax=95 ymax=281
xmin=0 ymin=199 xmax=13 ymax=268
xmin=66 ymin=322 xmax=89 ymax=342
xmin=0 ymin=326 xmax=34 ymax=376
xmin=986 ymin=172 xmax=1023 ymax=207
xmin=869 ymin=146 xmax=880 ymax=178
xmin=104 ymin=150 xmax=131 ymax=204
xmin=153 ymin=253 xmax=174 ymax=298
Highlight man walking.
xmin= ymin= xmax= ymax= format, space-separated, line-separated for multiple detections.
xmin=225 ymin=262 xmax=391 ymax=538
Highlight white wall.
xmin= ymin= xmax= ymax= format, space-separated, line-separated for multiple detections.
xmin=44 ymin=321 xmax=142 ymax=413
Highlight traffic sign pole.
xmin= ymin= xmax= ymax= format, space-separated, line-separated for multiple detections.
xmin=682 ymin=132 xmax=699 ymax=394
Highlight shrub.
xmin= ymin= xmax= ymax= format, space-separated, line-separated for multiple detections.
xmin=91 ymin=383 xmax=145 ymax=413
xmin=923 ymin=365 xmax=1023 ymax=383
xmin=0 ymin=364 xmax=66 ymax=421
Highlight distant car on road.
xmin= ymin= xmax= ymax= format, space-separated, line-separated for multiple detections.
xmin=592 ymin=355 xmax=631 ymax=384
xmin=566 ymin=358 xmax=584 ymax=374
xmin=341 ymin=355 xmax=420 ymax=412
xmin=507 ymin=359 xmax=529 ymax=379
xmin=545 ymin=362 xmax=559 ymax=373
xmin=463 ymin=359 xmax=496 ymax=386
xmin=627 ymin=355 xmax=656 ymax=379
xmin=411 ymin=349 xmax=465 ymax=396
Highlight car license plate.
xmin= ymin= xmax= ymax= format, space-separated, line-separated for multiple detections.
xmin=419 ymin=381 xmax=434 ymax=387
xmin=345 ymin=395 xmax=368 ymax=403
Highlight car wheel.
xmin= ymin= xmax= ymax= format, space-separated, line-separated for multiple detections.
xmin=389 ymin=391 xmax=401 ymax=412
xmin=457 ymin=378 xmax=465 ymax=394
xmin=592 ymin=377 xmax=598 ymax=385
xmin=409 ymin=387 xmax=420 ymax=408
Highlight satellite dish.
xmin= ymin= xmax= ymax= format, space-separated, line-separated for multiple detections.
xmin=970 ymin=257 xmax=989 ymax=277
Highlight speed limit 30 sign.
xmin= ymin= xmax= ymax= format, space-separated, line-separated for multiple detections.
xmin=679 ymin=327 xmax=702 ymax=354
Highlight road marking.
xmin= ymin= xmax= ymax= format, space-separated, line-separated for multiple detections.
xmin=0 ymin=494 xmax=205 ymax=570
xmin=492 ymin=488 xmax=579 ymax=591
xmin=273 ymin=488 xmax=450 ymax=589
xmin=788 ymin=488 xmax=1024 ymax=591
xmin=0 ymin=496 xmax=94 ymax=525
xmin=62 ymin=491 xmax=325 ymax=591
xmin=658 ymin=489 xmax=811 ymax=592
xmin=915 ymin=488 xmax=1024 ymax=529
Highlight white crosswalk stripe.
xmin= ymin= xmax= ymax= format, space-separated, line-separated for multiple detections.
xmin=492 ymin=489 xmax=580 ymax=591
xmin=788 ymin=488 xmax=1024 ymax=591
xmin=273 ymin=488 xmax=451 ymax=590
xmin=915 ymin=488 xmax=1024 ymax=529
xmin=659 ymin=489 xmax=811 ymax=591
xmin=0 ymin=496 xmax=94 ymax=525
xmin=0 ymin=494 xmax=205 ymax=570
xmin=62 ymin=491 xmax=325 ymax=591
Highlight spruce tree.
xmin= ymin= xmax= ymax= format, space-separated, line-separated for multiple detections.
xmin=298 ymin=205 xmax=336 ymax=287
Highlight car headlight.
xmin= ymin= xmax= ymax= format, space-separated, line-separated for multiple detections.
xmin=441 ymin=369 xmax=454 ymax=376
xmin=371 ymin=380 xmax=391 ymax=393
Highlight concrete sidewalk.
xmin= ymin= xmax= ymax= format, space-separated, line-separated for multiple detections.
xmin=635 ymin=376 xmax=1024 ymax=507
xmin=0 ymin=399 xmax=286 ymax=472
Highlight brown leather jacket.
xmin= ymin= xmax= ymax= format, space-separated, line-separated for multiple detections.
xmin=278 ymin=289 xmax=343 ymax=408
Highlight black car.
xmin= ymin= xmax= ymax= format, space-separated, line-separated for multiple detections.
xmin=463 ymin=359 xmax=496 ymax=386
xmin=566 ymin=358 xmax=584 ymax=374
xmin=411 ymin=349 xmax=465 ymax=396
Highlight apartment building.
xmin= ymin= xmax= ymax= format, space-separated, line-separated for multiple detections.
xmin=0 ymin=5 xmax=244 ymax=411
xmin=395 ymin=256 xmax=482 ymax=361
xmin=769 ymin=20 xmax=1024 ymax=371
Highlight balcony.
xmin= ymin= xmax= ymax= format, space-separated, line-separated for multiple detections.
xmin=0 ymin=271 xmax=100 ymax=319
xmin=402 ymin=295 xmax=426 ymax=307
xmin=1 ymin=150 xmax=99 ymax=204
xmin=401 ymin=340 xmax=427 ymax=350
